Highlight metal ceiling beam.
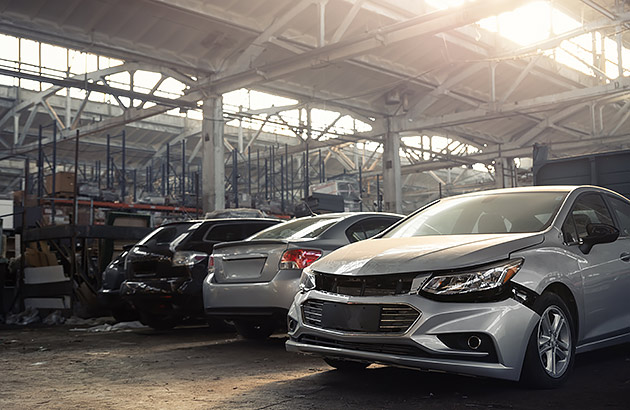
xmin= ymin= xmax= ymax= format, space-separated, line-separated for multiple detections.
xmin=439 ymin=30 xmax=593 ymax=90
xmin=389 ymin=134 xmax=630 ymax=175
xmin=316 ymin=113 xmax=343 ymax=140
xmin=511 ymin=103 xmax=588 ymax=147
xmin=498 ymin=12 xmax=630 ymax=59
xmin=436 ymin=126 xmax=502 ymax=146
xmin=0 ymin=67 xmax=199 ymax=112
xmin=243 ymin=118 xmax=269 ymax=153
xmin=17 ymin=106 xmax=37 ymax=146
xmin=393 ymin=76 xmax=630 ymax=135
xmin=606 ymin=100 xmax=630 ymax=135
xmin=224 ymin=0 xmax=315 ymax=76
xmin=0 ymin=63 xmax=136 ymax=131
xmin=203 ymin=0 xmax=529 ymax=94
xmin=405 ymin=62 xmax=486 ymax=118
xmin=151 ymin=127 xmax=202 ymax=160
xmin=240 ymin=103 xmax=303 ymax=116
xmin=0 ymin=20 xmax=212 ymax=76
xmin=581 ymin=0 xmax=630 ymax=32
xmin=499 ymin=56 xmax=540 ymax=104
xmin=331 ymin=0 xmax=365 ymax=43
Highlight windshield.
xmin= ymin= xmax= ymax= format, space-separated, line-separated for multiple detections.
xmin=249 ymin=216 xmax=341 ymax=240
xmin=383 ymin=192 xmax=568 ymax=238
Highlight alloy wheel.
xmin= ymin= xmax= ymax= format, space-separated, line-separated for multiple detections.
xmin=537 ymin=305 xmax=571 ymax=378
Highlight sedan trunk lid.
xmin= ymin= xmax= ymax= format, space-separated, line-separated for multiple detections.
xmin=212 ymin=240 xmax=290 ymax=283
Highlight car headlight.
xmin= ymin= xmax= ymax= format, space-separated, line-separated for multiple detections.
xmin=299 ymin=266 xmax=316 ymax=293
xmin=421 ymin=259 xmax=523 ymax=300
xmin=172 ymin=251 xmax=208 ymax=267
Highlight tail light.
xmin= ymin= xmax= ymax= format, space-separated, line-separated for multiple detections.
xmin=172 ymin=251 xmax=208 ymax=267
xmin=279 ymin=249 xmax=322 ymax=270
xmin=207 ymin=256 xmax=215 ymax=274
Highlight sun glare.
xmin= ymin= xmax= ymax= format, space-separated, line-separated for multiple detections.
xmin=426 ymin=0 xmax=630 ymax=79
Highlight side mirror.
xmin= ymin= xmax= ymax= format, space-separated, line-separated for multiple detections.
xmin=122 ymin=243 xmax=135 ymax=251
xmin=579 ymin=223 xmax=619 ymax=254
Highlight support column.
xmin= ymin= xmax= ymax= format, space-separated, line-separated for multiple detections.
xmin=494 ymin=157 xmax=512 ymax=189
xmin=382 ymin=124 xmax=402 ymax=213
xmin=13 ymin=114 xmax=19 ymax=145
xmin=202 ymin=95 xmax=225 ymax=212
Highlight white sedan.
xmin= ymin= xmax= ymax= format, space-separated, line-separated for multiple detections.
xmin=286 ymin=186 xmax=630 ymax=388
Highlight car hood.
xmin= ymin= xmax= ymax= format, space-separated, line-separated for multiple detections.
xmin=311 ymin=233 xmax=544 ymax=276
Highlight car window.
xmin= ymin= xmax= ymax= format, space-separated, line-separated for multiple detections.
xmin=242 ymin=222 xmax=279 ymax=238
xmin=563 ymin=193 xmax=614 ymax=241
xmin=607 ymin=196 xmax=630 ymax=237
xmin=346 ymin=217 xmax=400 ymax=243
xmin=136 ymin=223 xmax=194 ymax=247
xmin=203 ymin=221 xmax=279 ymax=242
xmin=561 ymin=216 xmax=579 ymax=244
xmin=249 ymin=216 xmax=340 ymax=240
xmin=205 ymin=224 xmax=243 ymax=242
xmin=383 ymin=192 xmax=567 ymax=237
xmin=346 ymin=222 xmax=368 ymax=242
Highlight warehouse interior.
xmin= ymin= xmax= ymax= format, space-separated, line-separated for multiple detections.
xmin=1 ymin=0 xmax=630 ymax=313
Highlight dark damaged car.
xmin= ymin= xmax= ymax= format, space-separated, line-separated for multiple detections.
xmin=121 ymin=218 xmax=281 ymax=330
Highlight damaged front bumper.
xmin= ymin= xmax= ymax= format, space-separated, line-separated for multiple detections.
xmin=286 ymin=290 xmax=539 ymax=381
xmin=120 ymin=276 xmax=203 ymax=316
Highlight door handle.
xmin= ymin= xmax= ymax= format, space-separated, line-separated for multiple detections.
xmin=620 ymin=252 xmax=630 ymax=262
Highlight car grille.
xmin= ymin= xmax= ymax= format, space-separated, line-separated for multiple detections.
xmin=314 ymin=272 xmax=416 ymax=296
xmin=298 ymin=335 xmax=427 ymax=357
xmin=301 ymin=299 xmax=420 ymax=333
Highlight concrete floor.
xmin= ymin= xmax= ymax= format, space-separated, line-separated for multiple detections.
xmin=0 ymin=324 xmax=628 ymax=409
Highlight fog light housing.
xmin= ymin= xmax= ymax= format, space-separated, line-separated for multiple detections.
xmin=288 ymin=317 xmax=297 ymax=332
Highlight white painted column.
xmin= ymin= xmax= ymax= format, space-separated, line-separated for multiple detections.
xmin=13 ymin=114 xmax=19 ymax=145
xmin=383 ymin=125 xmax=402 ymax=213
xmin=495 ymin=157 xmax=513 ymax=189
xmin=202 ymin=95 xmax=225 ymax=212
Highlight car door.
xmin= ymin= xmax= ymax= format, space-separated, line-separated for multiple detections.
xmin=603 ymin=195 xmax=630 ymax=335
xmin=562 ymin=192 xmax=629 ymax=343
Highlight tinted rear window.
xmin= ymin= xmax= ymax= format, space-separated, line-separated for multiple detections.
xmin=249 ymin=216 xmax=341 ymax=240
xmin=136 ymin=222 xmax=195 ymax=246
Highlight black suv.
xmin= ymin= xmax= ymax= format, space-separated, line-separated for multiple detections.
xmin=120 ymin=218 xmax=281 ymax=330
xmin=98 ymin=244 xmax=139 ymax=322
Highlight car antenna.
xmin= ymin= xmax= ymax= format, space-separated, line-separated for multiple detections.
xmin=303 ymin=199 xmax=316 ymax=216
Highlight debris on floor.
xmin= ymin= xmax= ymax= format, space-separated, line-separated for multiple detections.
xmin=43 ymin=310 xmax=66 ymax=325
xmin=69 ymin=321 xmax=148 ymax=333
xmin=4 ymin=307 xmax=41 ymax=325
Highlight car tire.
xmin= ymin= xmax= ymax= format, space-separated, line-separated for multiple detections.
xmin=324 ymin=357 xmax=369 ymax=371
xmin=234 ymin=320 xmax=275 ymax=339
xmin=139 ymin=312 xmax=178 ymax=331
xmin=520 ymin=292 xmax=575 ymax=389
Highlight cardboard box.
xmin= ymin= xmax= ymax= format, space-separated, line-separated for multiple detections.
xmin=24 ymin=242 xmax=58 ymax=267
xmin=13 ymin=190 xmax=37 ymax=207
xmin=45 ymin=172 xmax=75 ymax=196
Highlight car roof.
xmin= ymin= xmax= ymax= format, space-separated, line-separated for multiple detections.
xmin=155 ymin=217 xmax=281 ymax=229
xmin=446 ymin=185 xmax=630 ymax=200
xmin=294 ymin=212 xmax=403 ymax=219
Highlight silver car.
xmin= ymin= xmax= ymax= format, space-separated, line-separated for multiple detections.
xmin=203 ymin=212 xmax=402 ymax=339
xmin=286 ymin=186 xmax=630 ymax=388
